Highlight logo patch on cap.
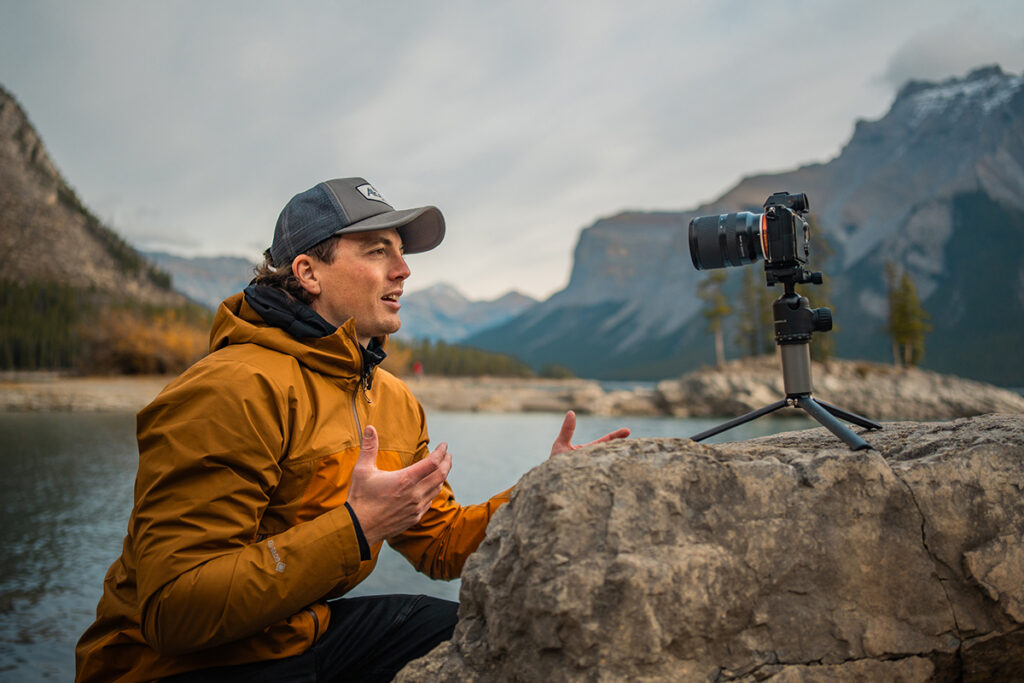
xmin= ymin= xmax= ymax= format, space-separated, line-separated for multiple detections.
xmin=356 ymin=184 xmax=389 ymax=204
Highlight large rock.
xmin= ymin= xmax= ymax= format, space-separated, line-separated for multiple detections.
xmin=396 ymin=414 xmax=1024 ymax=682
xmin=657 ymin=356 xmax=1024 ymax=420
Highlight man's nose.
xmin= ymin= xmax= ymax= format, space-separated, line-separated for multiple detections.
xmin=393 ymin=255 xmax=411 ymax=280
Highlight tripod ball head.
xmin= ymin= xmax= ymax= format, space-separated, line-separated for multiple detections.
xmin=773 ymin=292 xmax=832 ymax=344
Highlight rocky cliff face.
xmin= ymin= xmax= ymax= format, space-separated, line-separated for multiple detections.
xmin=0 ymin=84 xmax=180 ymax=304
xmin=467 ymin=66 xmax=1024 ymax=385
xmin=397 ymin=413 xmax=1024 ymax=682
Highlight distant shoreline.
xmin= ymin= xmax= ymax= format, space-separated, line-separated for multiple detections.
xmin=0 ymin=372 xmax=632 ymax=415
xmin=0 ymin=372 xmax=177 ymax=413
xmin=3 ymin=364 xmax=1023 ymax=419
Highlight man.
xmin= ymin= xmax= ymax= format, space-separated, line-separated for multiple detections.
xmin=76 ymin=178 xmax=629 ymax=682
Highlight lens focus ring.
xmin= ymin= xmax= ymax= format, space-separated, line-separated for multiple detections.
xmin=688 ymin=211 xmax=763 ymax=270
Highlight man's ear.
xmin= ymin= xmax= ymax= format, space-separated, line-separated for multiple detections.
xmin=292 ymin=254 xmax=321 ymax=296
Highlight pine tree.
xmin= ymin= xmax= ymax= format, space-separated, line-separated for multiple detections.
xmin=886 ymin=262 xmax=901 ymax=364
xmin=885 ymin=262 xmax=931 ymax=366
xmin=756 ymin=275 xmax=775 ymax=355
xmin=735 ymin=267 xmax=775 ymax=357
xmin=806 ymin=214 xmax=837 ymax=363
xmin=898 ymin=272 xmax=931 ymax=366
xmin=697 ymin=271 xmax=731 ymax=367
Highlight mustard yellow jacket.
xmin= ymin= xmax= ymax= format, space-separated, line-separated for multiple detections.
xmin=75 ymin=292 xmax=510 ymax=682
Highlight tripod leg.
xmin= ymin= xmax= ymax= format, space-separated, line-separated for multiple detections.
xmin=690 ymin=399 xmax=790 ymax=443
xmin=798 ymin=397 xmax=871 ymax=451
xmin=815 ymin=399 xmax=882 ymax=431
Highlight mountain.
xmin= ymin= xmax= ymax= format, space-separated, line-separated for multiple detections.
xmin=467 ymin=66 xmax=1024 ymax=386
xmin=141 ymin=250 xmax=537 ymax=341
xmin=0 ymin=84 xmax=181 ymax=306
xmin=394 ymin=283 xmax=537 ymax=343
xmin=0 ymin=83 xmax=206 ymax=372
xmin=137 ymin=251 xmax=537 ymax=337
xmin=144 ymin=251 xmax=256 ymax=310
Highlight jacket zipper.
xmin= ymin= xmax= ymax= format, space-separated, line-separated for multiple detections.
xmin=352 ymin=345 xmax=374 ymax=434
xmin=351 ymin=394 xmax=362 ymax=435
xmin=361 ymin=371 xmax=373 ymax=404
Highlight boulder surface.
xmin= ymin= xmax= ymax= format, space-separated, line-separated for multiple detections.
xmin=396 ymin=414 xmax=1024 ymax=682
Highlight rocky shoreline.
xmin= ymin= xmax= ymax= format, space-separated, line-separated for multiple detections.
xmin=2 ymin=357 xmax=1023 ymax=420
xmin=0 ymin=372 xmax=176 ymax=412
xmin=408 ymin=356 xmax=1024 ymax=420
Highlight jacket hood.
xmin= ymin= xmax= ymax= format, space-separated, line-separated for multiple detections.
xmin=210 ymin=289 xmax=368 ymax=383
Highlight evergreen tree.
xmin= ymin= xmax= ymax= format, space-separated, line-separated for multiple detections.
xmin=394 ymin=338 xmax=533 ymax=377
xmin=697 ymin=271 xmax=731 ymax=367
xmin=885 ymin=262 xmax=904 ymax=365
xmin=735 ymin=267 xmax=774 ymax=357
xmin=885 ymin=262 xmax=932 ymax=366
xmin=0 ymin=279 xmax=82 ymax=369
xmin=806 ymin=214 xmax=837 ymax=362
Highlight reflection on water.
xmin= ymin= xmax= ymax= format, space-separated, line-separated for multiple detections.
xmin=0 ymin=410 xmax=812 ymax=680
xmin=0 ymin=413 xmax=137 ymax=681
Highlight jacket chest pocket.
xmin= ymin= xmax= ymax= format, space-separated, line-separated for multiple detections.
xmin=291 ymin=446 xmax=362 ymax=523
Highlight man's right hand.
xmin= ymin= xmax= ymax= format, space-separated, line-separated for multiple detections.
xmin=346 ymin=425 xmax=452 ymax=547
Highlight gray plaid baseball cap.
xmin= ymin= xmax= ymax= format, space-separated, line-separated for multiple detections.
xmin=269 ymin=178 xmax=445 ymax=266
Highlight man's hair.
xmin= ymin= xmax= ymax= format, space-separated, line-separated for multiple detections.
xmin=250 ymin=236 xmax=342 ymax=304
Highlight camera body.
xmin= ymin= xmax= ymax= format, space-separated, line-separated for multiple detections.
xmin=761 ymin=191 xmax=810 ymax=268
xmin=687 ymin=190 xmax=830 ymax=342
xmin=688 ymin=191 xmax=811 ymax=273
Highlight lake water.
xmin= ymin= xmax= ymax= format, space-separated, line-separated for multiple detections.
xmin=0 ymin=409 xmax=814 ymax=681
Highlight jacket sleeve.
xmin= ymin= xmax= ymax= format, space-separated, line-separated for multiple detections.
xmin=131 ymin=360 xmax=364 ymax=656
xmin=386 ymin=399 xmax=512 ymax=580
xmin=388 ymin=482 xmax=511 ymax=580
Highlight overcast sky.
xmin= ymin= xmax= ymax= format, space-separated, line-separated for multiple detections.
xmin=2 ymin=1 xmax=1023 ymax=300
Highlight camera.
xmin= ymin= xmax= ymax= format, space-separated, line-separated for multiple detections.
xmin=684 ymin=190 xmax=883 ymax=450
xmin=688 ymin=191 xmax=811 ymax=272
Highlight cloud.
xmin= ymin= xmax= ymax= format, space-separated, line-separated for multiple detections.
xmin=3 ymin=0 xmax=1024 ymax=299
xmin=880 ymin=12 xmax=1024 ymax=89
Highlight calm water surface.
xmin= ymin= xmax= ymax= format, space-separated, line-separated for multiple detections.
xmin=0 ymin=409 xmax=813 ymax=680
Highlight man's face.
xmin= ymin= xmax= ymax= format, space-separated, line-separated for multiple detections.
xmin=303 ymin=228 xmax=410 ymax=343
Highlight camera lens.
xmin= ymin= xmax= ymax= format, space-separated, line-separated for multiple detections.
xmin=688 ymin=211 xmax=764 ymax=270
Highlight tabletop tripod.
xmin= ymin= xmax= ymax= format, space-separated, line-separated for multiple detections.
xmin=689 ymin=266 xmax=882 ymax=451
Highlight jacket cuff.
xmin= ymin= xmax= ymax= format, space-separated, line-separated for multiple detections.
xmin=344 ymin=502 xmax=372 ymax=561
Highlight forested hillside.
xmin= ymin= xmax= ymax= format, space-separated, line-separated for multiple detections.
xmin=0 ymin=84 xmax=210 ymax=373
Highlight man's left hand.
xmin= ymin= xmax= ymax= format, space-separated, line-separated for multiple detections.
xmin=549 ymin=410 xmax=630 ymax=458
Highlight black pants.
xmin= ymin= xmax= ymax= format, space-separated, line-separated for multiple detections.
xmin=162 ymin=594 xmax=458 ymax=683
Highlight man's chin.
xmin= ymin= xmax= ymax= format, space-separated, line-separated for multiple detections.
xmin=374 ymin=318 xmax=402 ymax=338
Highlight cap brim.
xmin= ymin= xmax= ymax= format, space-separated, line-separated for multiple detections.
xmin=331 ymin=206 xmax=445 ymax=254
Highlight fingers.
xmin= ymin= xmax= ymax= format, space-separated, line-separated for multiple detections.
xmin=417 ymin=448 xmax=452 ymax=500
xmin=551 ymin=413 xmax=631 ymax=458
xmin=434 ymin=442 xmax=453 ymax=479
xmin=356 ymin=425 xmax=379 ymax=468
xmin=555 ymin=410 xmax=576 ymax=447
xmin=402 ymin=442 xmax=451 ymax=485
xmin=405 ymin=443 xmax=451 ymax=508
xmin=586 ymin=427 xmax=632 ymax=446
